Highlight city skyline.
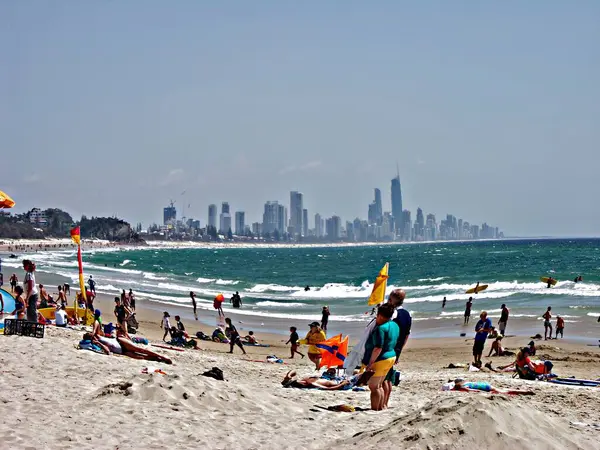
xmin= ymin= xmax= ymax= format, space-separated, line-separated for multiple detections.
xmin=160 ymin=171 xmax=503 ymax=242
xmin=3 ymin=3 xmax=599 ymax=237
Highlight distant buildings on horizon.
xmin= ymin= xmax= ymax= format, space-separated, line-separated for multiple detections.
xmin=154 ymin=172 xmax=503 ymax=243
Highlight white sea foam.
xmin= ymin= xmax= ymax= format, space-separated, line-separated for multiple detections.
xmin=143 ymin=272 xmax=168 ymax=281
xmin=255 ymin=301 xmax=308 ymax=308
xmin=120 ymin=259 xmax=132 ymax=266
xmin=215 ymin=279 xmax=239 ymax=286
xmin=196 ymin=277 xmax=214 ymax=284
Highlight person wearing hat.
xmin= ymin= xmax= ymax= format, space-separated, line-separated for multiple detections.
xmin=160 ymin=311 xmax=171 ymax=342
xmin=299 ymin=322 xmax=327 ymax=369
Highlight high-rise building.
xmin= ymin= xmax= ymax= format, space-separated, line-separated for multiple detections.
xmin=219 ymin=202 xmax=231 ymax=234
xmin=163 ymin=205 xmax=176 ymax=225
xmin=425 ymin=213 xmax=437 ymax=241
xmin=458 ymin=219 xmax=463 ymax=239
xmin=221 ymin=202 xmax=230 ymax=215
xmin=374 ymin=188 xmax=383 ymax=224
xmin=251 ymin=222 xmax=263 ymax=236
xmin=208 ymin=204 xmax=217 ymax=229
xmin=277 ymin=204 xmax=287 ymax=234
xmin=368 ymin=202 xmax=378 ymax=225
xmin=315 ymin=213 xmax=324 ymax=238
xmin=391 ymin=172 xmax=403 ymax=235
xmin=402 ymin=210 xmax=412 ymax=241
xmin=415 ymin=207 xmax=424 ymax=239
xmin=262 ymin=201 xmax=280 ymax=234
xmin=235 ymin=211 xmax=245 ymax=236
xmin=302 ymin=209 xmax=308 ymax=237
xmin=325 ymin=216 xmax=341 ymax=240
xmin=289 ymin=191 xmax=303 ymax=237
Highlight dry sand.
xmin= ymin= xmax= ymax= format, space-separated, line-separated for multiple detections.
xmin=2 ymin=311 xmax=600 ymax=450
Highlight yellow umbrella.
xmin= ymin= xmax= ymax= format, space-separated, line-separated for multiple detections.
xmin=0 ymin=190 xmax=15 ymax=209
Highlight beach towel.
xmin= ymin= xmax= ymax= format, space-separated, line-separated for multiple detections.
xmin=78 ymin=340 xmax=103 ymax=354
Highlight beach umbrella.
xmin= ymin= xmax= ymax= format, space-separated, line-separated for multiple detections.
xmin=0 ymin=190 xmax=15 ymax=209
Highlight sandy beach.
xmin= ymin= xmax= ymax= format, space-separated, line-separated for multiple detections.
xmin=2 ymin=282 xmax=600 ymax=449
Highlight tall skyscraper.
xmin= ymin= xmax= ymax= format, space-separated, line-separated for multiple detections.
xmin=262 ymin=201 xmax=279 ymax=234
xmin=208 ymin=204 xmax=217 ymax=229
xmin=277 ymin=204 xmax=287 ymax=234
xmin=163 ymin=204 xmax=176 ymax=225
xmin=416 ymin=207 xmax=424 ymax=238
xmin=302 ymin=209 xmax=308 ymax=237
xmin=289 ymin=191 xmax=303 ymax=237
xmin=391 ymin=170 xmax=403 ymax=235
xmin=235 ymin=211 xmax=245 ymax=236
xmin=315 ymin=213 xmax=324 ymax=238
xmin=368 ymin=202 xmax=377 ymax=225
xmin=219 ymin=202 xmax=231 ymax=234
xmin=325 ymin=216 xmax=341 ymax=240
xmin=374 ymin=188 xmax=383 ymax=224
xmin=402 ymin=210 xmax=412 ymax=241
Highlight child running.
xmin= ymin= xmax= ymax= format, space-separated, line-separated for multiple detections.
xmin=286 ymin=326 xmax=305 ymax=359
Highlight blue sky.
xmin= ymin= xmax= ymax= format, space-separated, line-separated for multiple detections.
xmin=1 ymin=2 xmax=599 ymax=236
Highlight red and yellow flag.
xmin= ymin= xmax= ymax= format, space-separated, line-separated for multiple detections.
xmin=70 ymin=226 xmax=81 ymax=245
xmin=70 ymin=226 xmax=86 ymax=302
xmin=368 ymin=262 xmax=389 ymax=306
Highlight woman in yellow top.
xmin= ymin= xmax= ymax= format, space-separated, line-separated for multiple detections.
xmin=299 ymin=322 xmax=327 ymax=369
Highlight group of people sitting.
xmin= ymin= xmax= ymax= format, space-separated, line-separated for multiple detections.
xmin=80 ymin=309 xmax=171 ymax=364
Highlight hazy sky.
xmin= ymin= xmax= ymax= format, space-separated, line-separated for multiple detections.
xmin=2 ymin=2 xmax=599 ymax=236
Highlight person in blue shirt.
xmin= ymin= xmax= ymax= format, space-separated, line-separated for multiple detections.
xmin=473 ymin=311 xmax=492 ymax=367
xmin=381 ymin=289 xmax=412 ymax=408
xmin=362 ymin=303 xmax=399 ymax=411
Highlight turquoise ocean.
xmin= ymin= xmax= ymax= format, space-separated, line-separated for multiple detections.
xmin=3 ymin=239 xmax=600 ymax=339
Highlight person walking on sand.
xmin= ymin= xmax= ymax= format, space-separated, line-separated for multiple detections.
xmin=300 ymin=322 xmax=327 ymax=369
xmin=189 ymin=291 xmax=198 ymax=320
xmin=542 ymin=306 xmax=553 ymax=340
xmin=498 ymin=303 xmax=509 ymax=336
xmin=160 ymin=312 xmax=171 ymax=342
xmin=286 ymin=326 xmax=305 ymax=359
xmin=321 ymin=306 xmax=330 ymax=332
xmin=442 ymin=297 xmax=447 ymax=309
xmin=22 ymin=260 xmax=39 ymax=323
xmin=473 ymin=311 xmax=492 ymax=367
xmin=464 ymin=297 xmax=473 ymax=325
xmin=362 ymin=303 xmax=399 ymax=411
xmin=225 ymin=318 xmax=247 ymax=355
xmin=555 ymin=315 xmax=565 ymax=339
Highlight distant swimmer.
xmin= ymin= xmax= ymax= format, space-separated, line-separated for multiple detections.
xmin=547 ymin=277 xmax=555 ymax=289
xmin=442 ymin=297 xmax=447 ymax=309
xmin=573 ymin=275 xmax=583 ymax=283
xmin=304 ymin=285 xmax=310 ymax=292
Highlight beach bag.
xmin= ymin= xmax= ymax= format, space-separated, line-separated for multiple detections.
xmin=202 ymin=367 xmax=224 ymax=381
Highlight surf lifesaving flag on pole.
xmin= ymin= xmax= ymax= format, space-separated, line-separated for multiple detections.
xmin=367 ymin=262 xmax=389 ymax=306
xmin=316 ymin=334 xmax=349 ymax=368
xmin=70 ymin=226 xmax=87 ymax=308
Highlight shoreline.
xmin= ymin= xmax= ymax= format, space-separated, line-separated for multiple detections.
xmin=22 ymin=271 xmax=600 ymax=346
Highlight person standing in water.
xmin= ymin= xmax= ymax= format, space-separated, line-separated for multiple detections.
xmin=542 ymin=306 xmax=553 ymax=340
xmin=231 ymin=291 xmax=242 ymax=309
xmin=321 ymin=306 xmax=330 ymax=332
xmin=442 ymin=297 xmax=447 ymax=309
xmin=464 ymin=297 xmax=473 ymax=325
xmin=189 ymin=291 xmax=198 ymax=320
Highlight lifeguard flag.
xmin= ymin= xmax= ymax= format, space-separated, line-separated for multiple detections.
xmin=367 ymin=262 xmax=389 ymax=306
xmin=70 ymin=226 xmax=81 ymax=245
xmin=316 ymin=334 xmax=349 ymax=368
